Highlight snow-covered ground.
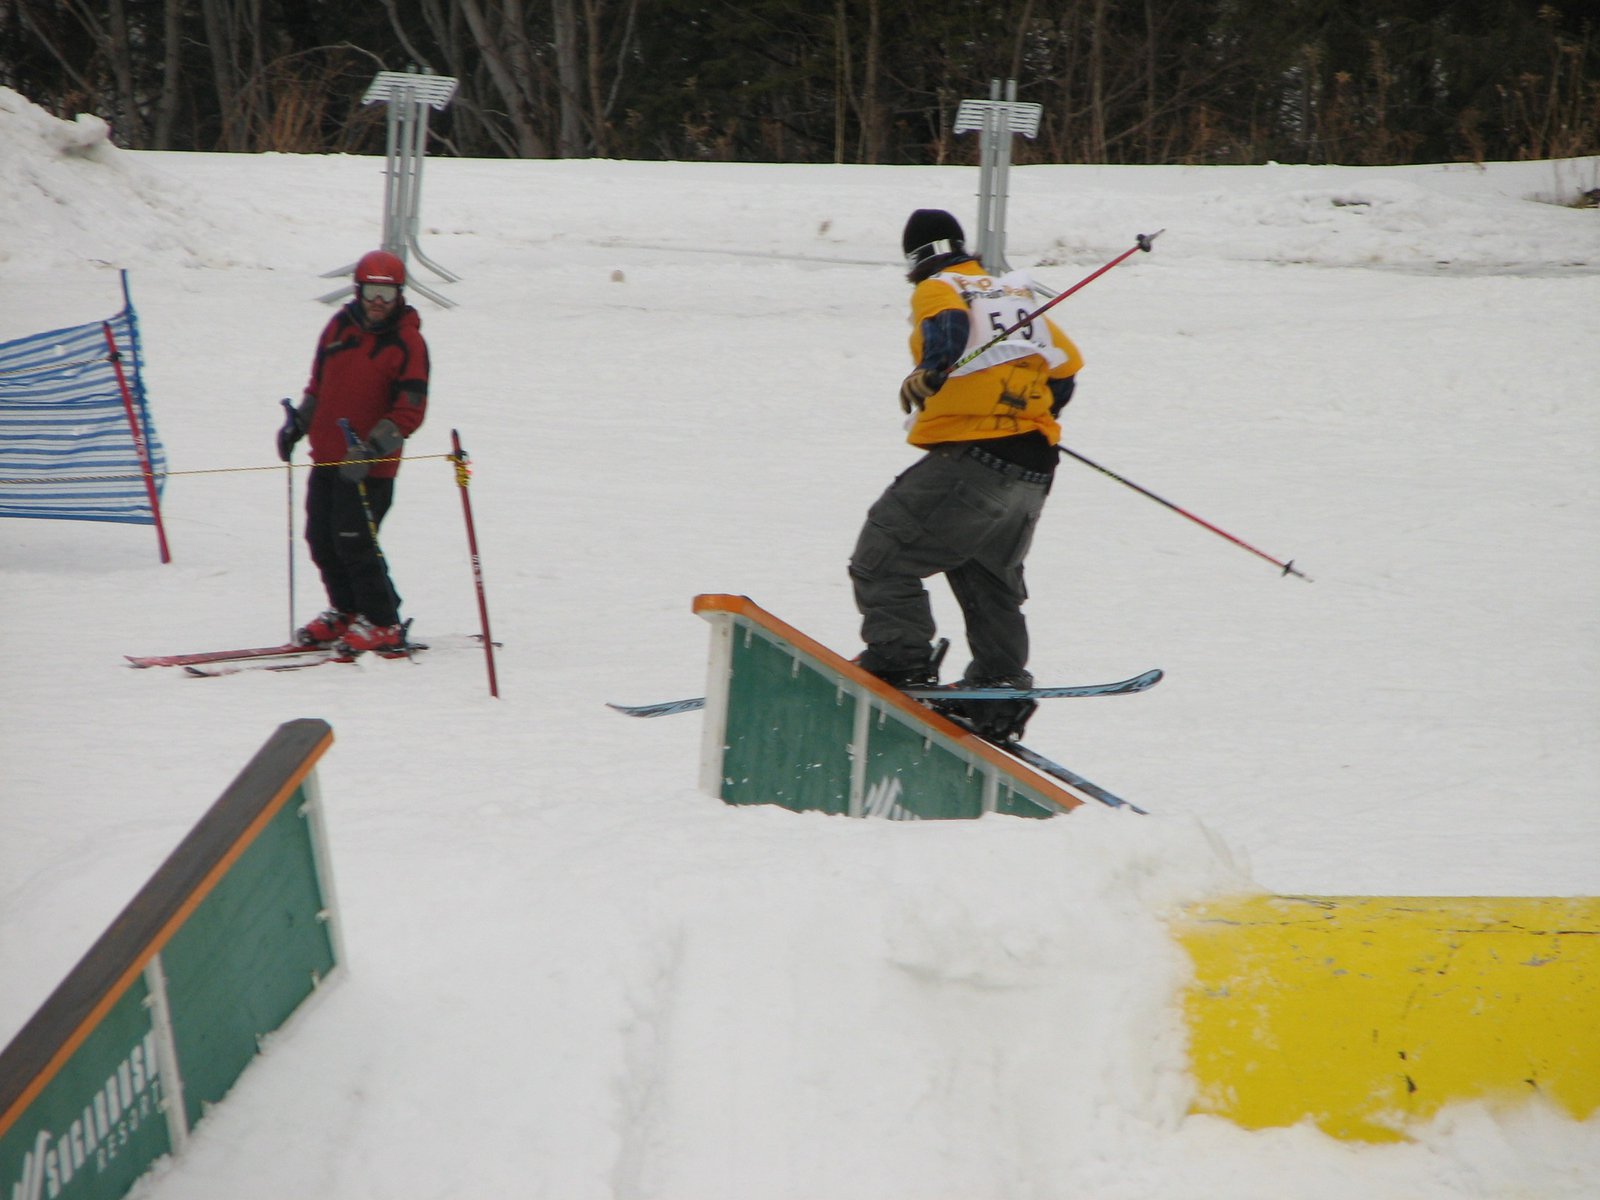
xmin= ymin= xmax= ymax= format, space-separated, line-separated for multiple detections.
xmin=2 ymin=88 xmax=1597 ymax=1197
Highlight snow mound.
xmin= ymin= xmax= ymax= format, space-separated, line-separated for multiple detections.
xmin=0 ymin=88 xmax=244 ymax=272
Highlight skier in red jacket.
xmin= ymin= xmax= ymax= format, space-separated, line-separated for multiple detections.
xmin=276 ymin=250 xmax=429 ymax=656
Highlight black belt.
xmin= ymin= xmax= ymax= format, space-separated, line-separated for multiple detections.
xmin=948 ymin=443 xmax=1053 ymax=486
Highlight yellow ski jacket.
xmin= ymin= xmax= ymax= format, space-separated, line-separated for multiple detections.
xmin=905 ymin=262 xmax=1083 ymax=448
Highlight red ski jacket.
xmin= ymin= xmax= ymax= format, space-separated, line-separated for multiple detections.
xmin=303 ymin=302 xmax=429 ymax=479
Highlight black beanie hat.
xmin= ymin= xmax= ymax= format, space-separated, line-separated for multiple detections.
xmin=902 ymin=208 xmax=968 ymax=280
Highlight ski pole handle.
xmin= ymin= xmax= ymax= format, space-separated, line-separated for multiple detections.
xmin=276 ymin=397 xmax=304 ymax=463
xmin=337 ymin=416 xmax=374 ymax=467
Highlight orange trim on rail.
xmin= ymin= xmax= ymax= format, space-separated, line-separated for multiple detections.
xmin=0 ymin=727 xmax=334 ymax=1140
xmin=692 ymin=593 xmax=1081 ymax=812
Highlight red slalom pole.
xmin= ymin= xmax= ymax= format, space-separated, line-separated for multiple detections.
xmin=1060 ymin=446 xmax=1311 ymax=581
xmin=952 ymin=230 xmax=1163 ymax=371
xmin=103 ymin=321 xmax=171 ymax=563
xmin=450 ymin=429 xmax=500 ymax=697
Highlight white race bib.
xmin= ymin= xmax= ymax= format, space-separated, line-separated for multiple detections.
xmin=932 ymin=269 xmax=1067 ymax=376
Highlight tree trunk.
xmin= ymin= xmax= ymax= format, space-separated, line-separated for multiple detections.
xmin=1089 ymin=0 xmax=1107 ymax=161
xmin=457 ymin=0 xmax=548 ymax=156
xmin=834 ymin=0 xmax=848 ymax=164
xmin=104 ymin=0 xmax=147 ymax=146
xmin=199 ymin=0 xmax=244 ymax=149
xmin=583 ymin=0 xmax=606 ymax=155
xmin=1010 ymin=0 xmax=1034 ymax=83
xmin=1143 ymin=0 xmax=1156 ymax=161
xmin=861 ymin=0 xmax=881 ymax=164
xmin=151 ymin=0 xmax=184 ymax=149
xmin=552 ymin=0 xmax=583 ymax=156
xmin=590 ymin=0 xmax=639 ymax=155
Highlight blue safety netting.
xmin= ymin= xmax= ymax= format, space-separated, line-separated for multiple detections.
xmin=0 ymin=278 xmax=166 ymax=524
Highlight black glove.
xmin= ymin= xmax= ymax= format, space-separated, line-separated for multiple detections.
xmin=276 ymin=398 xmax=306 ymax=462
xmin=899 ymin=368 xmax=947 ymax=414
xmin=1047 ymin=376 xmax=1076 ymax=417
xmin=339 ymin=418 xmax=402 ymax=482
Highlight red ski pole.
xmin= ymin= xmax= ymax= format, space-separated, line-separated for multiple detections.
xmin=1060 ymin=446 xmax=1311 ymax=581
xmin=450 ymin=429 xmax=500 ymax=697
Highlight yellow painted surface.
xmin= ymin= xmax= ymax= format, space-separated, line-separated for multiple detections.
xmin=1175 ymin=894 xmax=1600 ymax=1141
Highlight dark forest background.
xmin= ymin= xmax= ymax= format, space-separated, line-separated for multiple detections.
xmin=4 ymin=1 xmax=1597 ymax=167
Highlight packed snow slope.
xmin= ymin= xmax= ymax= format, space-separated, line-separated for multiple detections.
xmin=2 ymin=89 xmax=1597 ymax=1198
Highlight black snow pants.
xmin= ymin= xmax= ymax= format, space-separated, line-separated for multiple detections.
xmin=848 ymin=443 xmax=1049 ymax=685
xmin=305 ymin=467 xmax=401 ymax=627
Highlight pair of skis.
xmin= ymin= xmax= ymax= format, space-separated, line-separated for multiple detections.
xmin=607 ymin=668 xmax=1160 ymax=812
xmin=606 ymin=668 xmax=1161 ymax=718
xmin=127 ymin=638 xmax=427 ymax=676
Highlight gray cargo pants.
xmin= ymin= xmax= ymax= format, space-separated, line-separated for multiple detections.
xmin=849 ymin=443 xmax=1049 ymax=683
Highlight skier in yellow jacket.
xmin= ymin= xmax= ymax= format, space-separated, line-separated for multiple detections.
xmin=849 ymin=208 xmax=1083 ymax=742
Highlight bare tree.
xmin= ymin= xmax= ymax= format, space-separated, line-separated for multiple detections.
xmin=833 ymin=0 xmax=851 ymax=163
xmin=582 ymin=0 xmax=640 ymax=156
xmin=102 ymin=0 xmax=147 ymax=145
xmin=834 ymin=0 xmax=884 ymax=163
xmin=199 ymin=0 xmax=242 ymax=148
xmin=551 ymin=0 xmax=583 ymax=154
xmin=151 ymin=0 xmax=184 ymax=149
xmin=387 ymin=0 xmax=511 ymax=154
xmin=456 ymin=0 xmax=549 ymax=156
xmin=861 ymin=0 xmax=882 ymax=163
xmin=1087 ymin=0 xmax=1108 ymax=161
xmin=12 ymin=1 xmax=101 ymax=117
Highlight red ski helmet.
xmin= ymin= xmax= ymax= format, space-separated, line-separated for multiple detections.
xmin=354 ymin=250 xmax=406 ymax=287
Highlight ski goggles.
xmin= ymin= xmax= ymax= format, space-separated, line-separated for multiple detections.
xmin=905 ymin=238 xmax=960 ymax=274
xmin=359 ymin=283 xmax=400 ymax=303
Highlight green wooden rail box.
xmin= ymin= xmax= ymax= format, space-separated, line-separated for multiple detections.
xmin=0 ymin=719 xmax=343 ymax=1200
xmin=693 ymin=595 xmax=1085 ymax=820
